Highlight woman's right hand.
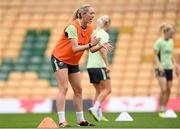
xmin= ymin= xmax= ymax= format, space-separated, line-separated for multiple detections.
xmin=91 ymin=36 xmax=100 ymax=46
xmin=175 ymin=65 xmax=180 ymax=77
xmin=102 ymin=42 xmax=113 ymax=52
xmin=159 ymin=65 xmax=164 ymax=72
xmin=106 ymin=65 xmax=111 ymax=73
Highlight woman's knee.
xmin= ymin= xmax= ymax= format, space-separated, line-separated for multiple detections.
xmin=96 ymin=90 xmax=101 ymax=95
xmin=95 ymin=86 xmax=101 ymax=94
xmin=167 ymin=87 xmax=171 ymax=94
xmin=100 ymin=81 xmax=111 ymax=94
xmin=101 ymin=86 xmax=111 ymax=96
xmin=161 ymin=89 xmax=166 ymax=94
xmin=106 ymin=86 xmax=111 ymax=95
xmin=58 ymin=85 xmax=68 ymax=95
xmin=73 ymin=86 xmax=82 ymax=96
xmin=104 ymin=83 xmax=111 ymax=94
xmin=161 ymin=87 xmax=169 ymax=95
xmin=108 ymin=87 xmax=112 ymax=94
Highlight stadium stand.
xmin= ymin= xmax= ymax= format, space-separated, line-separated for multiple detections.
xmin=0 ymin=0 xmax=180 ymax=99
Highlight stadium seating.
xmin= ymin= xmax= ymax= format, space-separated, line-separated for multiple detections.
xmin=0 ymin=0 xmax=180 ymax=99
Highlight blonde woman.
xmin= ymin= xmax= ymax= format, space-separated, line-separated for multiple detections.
xmin=154 ymin=24 xmax=179 ymax=117
xmin=51 ymin=4 xmax=112 ymax=127
xmin=87 ymin=15 xmax=113 ymax=121
xmin=51 ymin=4 xmax=97 ymax=127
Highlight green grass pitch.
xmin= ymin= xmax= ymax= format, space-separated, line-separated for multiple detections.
xmin=0 ymin=112 xmax=180 ymax=128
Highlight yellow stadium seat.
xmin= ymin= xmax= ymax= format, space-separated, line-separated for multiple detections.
xmin=24 ymin=72 xmax=38 ymax=80
xmin=35 ymin=80 xmax=50 ymax=88
xmin=0 ymin=81 xmax=6 ymax=87
xmin=9 ymin=72 xmax=23 ymax=80
xmin=7 ymin=80 xmax=20 ymax=88
xmin=20 ymin=80 xmax=36 ymax=88
xmin=17 ymin=87 xmax=32 ymax=99
xmin=2 ymin=87 xmax=17 ymax=98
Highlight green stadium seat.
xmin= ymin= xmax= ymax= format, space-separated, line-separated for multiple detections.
xmin=50 ymin=78 xmax=57 ymax=87
xmin=0 ymin=58 xmax=14 ymax=73
xmin=31 ymin=50 xmax=44 ymax=57
xmin=0 ymin=72 xmax=9 ymax=80
xmin=39 ymin=71 xmax=51 ymax=80
xmin=16 ymin=56 xmax=29 ymax=65
xmin=27 ymin=64 xmax=40 ymax=72
xmin=109 ymin=27 xmax=119 ymax=44
xmin=40 ymin=29 xmax=51 ymax=36
xmin=36 ymin=35 xmax=49 ymax=44
xmin=0 ymin=65 xmax=13 ymax=72
xmin=26 ymin=29 xmax=37 ymax=37
xmin=24 ymin=30 xmax=37 ymax=44
xmin=33 ymin=44 xmax=47 ymax=52
xmin=1 ymin=58 xmax=13 ymax=65
xmin=40 ymin=63 xmax=52 ymax=72
xmin=29 ymin=56 xmax=42 ymax=65
xmin=13 ymin=65 xmax=26 ymax=72
xmin=22 ymin=42 xmax=33 ymax=50
xmin=19 ymin=50 xmax=32 ymax=57
xmin=108 ymin=28 xmax=119 ymax=64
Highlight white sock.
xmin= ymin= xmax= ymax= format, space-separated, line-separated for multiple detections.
xmin=98 ymin=108 xmax=103 ymax=119
xmin=159 ymin=105 xmax=165 ymax=112
xmin=92 ymin=101 xmax=100 ymax=111
xmin=58 ymin=112 xmax=66 ymax=123
xmin=76 ymin=111 xmax=85 ymax=122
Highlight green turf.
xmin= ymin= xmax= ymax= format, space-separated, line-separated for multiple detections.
xmin=0 ymin=112 xmax=179 ymax=128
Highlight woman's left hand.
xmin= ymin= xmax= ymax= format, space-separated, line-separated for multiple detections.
xmin=102 ymin=42 xmax=113 ymax=52
xmin=175 ymin=65 xmax=180 ymax=77
xmin=106 ymin=65 xmax=111 ymax=73
xmin=91 ymin=36 xmax=100 ymax=46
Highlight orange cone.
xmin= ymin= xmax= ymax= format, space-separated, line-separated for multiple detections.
xmin=38 ymin=117 xmax=58 ymax=128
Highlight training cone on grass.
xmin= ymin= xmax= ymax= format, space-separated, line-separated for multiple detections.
xmin=164 ymin=109 xmax=177 ymax=118
xmin=115 ymin=112 xmax=133 ymax=121
xmin=38 ymin=117 xmax=58 ymax=128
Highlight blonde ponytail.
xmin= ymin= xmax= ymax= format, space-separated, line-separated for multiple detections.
xmin=95 ymin=15 xmax=111 ymax=30
xmin=72 ymin=4 xmax=91 ymax=20
xmin=159 ymin=22 xmax=168 ymax=33
xmin=163 ymin=24 xmax=174 ymax=33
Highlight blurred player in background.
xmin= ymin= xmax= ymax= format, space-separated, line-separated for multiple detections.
xmin=87 ymin=15 xmax=113 ymax=121
xmin=154 ymin=23 xmax=179 ymax=117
